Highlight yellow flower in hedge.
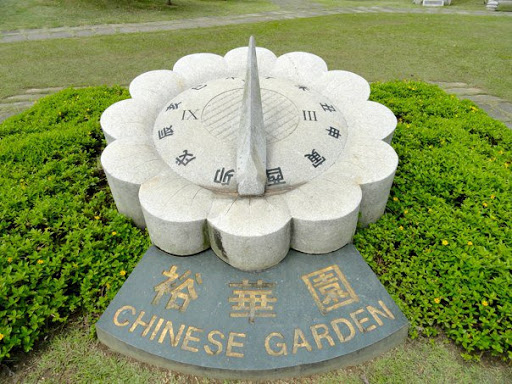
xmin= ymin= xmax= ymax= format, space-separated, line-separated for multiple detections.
xmin=482 ymin=202 xmax=488 ymax=208
xmin=442 ymin=240 xmax=449 ymax=246
xmin=7 ymin=257 xmax=12 ymax=263
xmin=37 ymin=259 xmax=44 ymax=265
xmin=0 ymin=333 xmax=4 ymax=341
xmin=490 ymin=194 xmax=495 ymax=200
xmin=403 ymin=209 xmax=408 ymax=214
xmin=94 ymin=216 xmax=100 ymax=220
xmin=399 ymin=226 xmax=404 ymax=231
xmin=119 ymin=270 xmax=126 ymax=277
xmin=467 ymin=241 xmax=473 ymax=246
xmin=393 ymin=197 xmax=399 ymax=202
xmin=482 ymin=300 xmax=489 ymax=306
xmin=112 ymin=231 xmax=117 ymax=236
xmin=434 ymin=298 xmax=441 ymax=304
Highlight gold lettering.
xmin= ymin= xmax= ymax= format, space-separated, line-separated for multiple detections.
xmin=292 ymin=328 xmax=312 ymax=354
xmin=331 ymin=318 xmax=355 ymax=342
xmin=265 ymin=332 xmax=288 ymax=356
xmin=204 ymin=330 xmax=225 ymax=356
xmin=129 ymin=310 xmax=151 ymax=334
xmin=181 ymin=326 xmax=203 ymax=353
xmin=150 ymin=318 xmax=165 ymax=341
xmin=350 ymin=308 xmax=376 ymax=333
xmin=113 ymin=305 xmax=135 ymax=327
xmin=310 ymin=324 xmax=335 ymax=350
xmin=226 ymin=332 xmax=246 ymax=358
xmin=141 ymin=315 xmax=158 ymax=337
xmin=367 ymin=300 xmax=395 ymax=326
xmin=158 ymin=320 xmax=186 ymax=346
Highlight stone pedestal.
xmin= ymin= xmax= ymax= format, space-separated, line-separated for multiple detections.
xmin=97 ymin=245 xmax=408 ymax=379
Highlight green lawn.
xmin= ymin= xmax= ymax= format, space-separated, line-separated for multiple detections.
xmin=0 ymin=0 xmax=277 ymax=31
xmin=0 ymin=0 xmax=494 ymax=32
xmin=1 ymin=13 xmax=512 ymax=102
xmin=6 ymin=318 xmax=511 ymax=383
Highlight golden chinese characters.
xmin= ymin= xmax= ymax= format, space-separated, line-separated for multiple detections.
xmin=302 ymin=265 xmax=358 ymax=314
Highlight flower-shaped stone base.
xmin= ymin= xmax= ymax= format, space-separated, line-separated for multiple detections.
xmin=100 ymin=47 xmax=398 ymax=271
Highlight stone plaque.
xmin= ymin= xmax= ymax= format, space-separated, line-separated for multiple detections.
xmin=96 ymin=245 xmax=408 ymax=379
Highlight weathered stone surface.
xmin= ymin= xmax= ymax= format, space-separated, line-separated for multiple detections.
xmin=286 ymin=176 xmax=362 ymax=254
xmin=271 ymin=52 xmax=328 ymax=88
xmin=101 ymin=137 xmax=167 ymax=227
xmin=207 ymin=195 xmax=291 ymax=271
xmin=236 ymin=36 xmax=267 ymax=196
xmin=96 ymin=245 xmax=408 ymax=379
xmin=129 ymin=70 xmax=187 ymax=111
xmin=139 ymin=170 xmax=213 ymax=255
xmin=100 ymin=99 xmax=157 ymax=144
xmin=315 ymin=70 xmax=371 ymax=103
xmin=224 ymin=46 xmax=277 ymax=77
xmin=338 ymin=100 xmax=397 ymax=143
xmin=329 ymin=138 xmax=398 ymax=226
xmin=173 ymin=53 xmax=228 ymax=88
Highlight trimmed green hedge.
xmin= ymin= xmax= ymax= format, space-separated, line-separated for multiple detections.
xmin=360 ymin=81 xmax=511 ymax=360
xmin=0 ymin=82 xmax=510 ymax=362
xmin=0 ymin=87 xmax=150 ymax=360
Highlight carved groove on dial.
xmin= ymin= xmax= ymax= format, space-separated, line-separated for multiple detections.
xmin=202 ymin=88 xmax=299 ymax=143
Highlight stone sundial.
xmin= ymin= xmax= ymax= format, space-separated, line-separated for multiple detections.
xmin=97 ymin=38 xmax=407 ymax=378
xmin=100 ymin=37 xmax=398 ymax=271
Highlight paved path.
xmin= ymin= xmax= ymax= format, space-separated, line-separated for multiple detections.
xmin=432 ymin=83 xmax=512 ymax=129
xmin=1 ymin=6 xmax=511 ymax=44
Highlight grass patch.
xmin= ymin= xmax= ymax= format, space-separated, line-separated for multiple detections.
xmin=0 ymin=0 xmax=277 ymax=31
xmin=1 ymin=14 xmax=512 ymax=102
xmin=5 ymin=319 xmax=511 ymax=383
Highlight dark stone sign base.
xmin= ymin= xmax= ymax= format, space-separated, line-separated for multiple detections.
xmin=96 ymin=245 xmax=408 ymax=379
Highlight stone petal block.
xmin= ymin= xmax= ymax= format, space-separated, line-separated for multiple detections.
xmin=338 ymin=100 xmax=397 ymax=143
xmin=271 ymin=52 xmax=328 ymax=88
xmin=331 ymin=138 xmax=398 ymax=226
xmin=207 ymin=195 xmax=291 ymax=271
xmin=284 ymin=175 xmax=362 ymax=254
xmin=140 ymin=171 xmax=214 ymax=255
xmin=315 ymin=70 xmax=371 ymax=103
xmin=100 ymin=99 xmax=157 ymax=144
xmin=129 ymin=70 xmax=187 ymax=112
xmin=173 ymin=53 xmax=228 ymax=88
xmin=224 ymin=46 xmax=277 ymax=77
xmin=101 ymin=137 xmax=167 ymax=227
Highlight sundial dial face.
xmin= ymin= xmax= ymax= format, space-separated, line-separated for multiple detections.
xmin=153 ymin=76 xmax=348 ymax=193
xmin=97 ymin=37 xmax=407 ymax=379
